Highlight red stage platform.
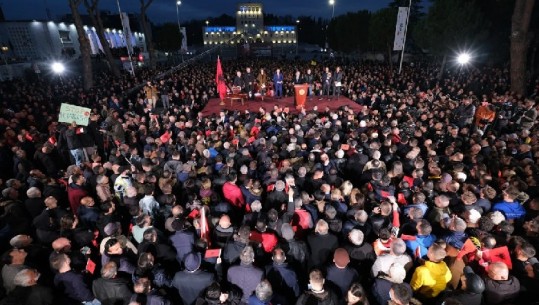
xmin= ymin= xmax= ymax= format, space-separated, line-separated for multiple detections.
xmin=200 ymin=95 xmax=362 ymax=117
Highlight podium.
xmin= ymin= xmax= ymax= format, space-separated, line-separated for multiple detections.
xmin=294 ymin=84 xmax=308 ymax=109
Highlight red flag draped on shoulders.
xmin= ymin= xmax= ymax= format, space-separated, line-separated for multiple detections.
xmin=216 ymin=56 xmax=227 ymax=101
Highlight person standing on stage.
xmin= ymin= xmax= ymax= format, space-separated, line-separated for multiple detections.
xmin=320 ymin=67 xmax=332 ymax=100
xmin=304 ymin=68 xmax=314 ymax=98
xmin=332 ymin=66 xmax=343 ymax=100
xmin=233 ymin=70 xmax=245 ymax=91
xmin=257 ymin=68 xmax=268 ymax=101
xmin=273 ymin=69 xmax=284 ymax=99
xmin=293 ymin=71 xmax=304 ymax=85
xmin=244 ymin=67 xmax=255 ymax=100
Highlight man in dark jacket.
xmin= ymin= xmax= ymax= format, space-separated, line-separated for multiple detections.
xmin=92 ymin=262 xmax=132 ymax=305
xmin=227 ymin=246 xmax=264 ymax=304
xmin=296 ymin=269 xmax=339 ymax=305
xmin=440 ymin=266 xmax=485 ymax=305
xmin=343 ymin=229 xmax=376 ymax=276
xmin=307 ymin=220 xmax=338 ymax=269
xmin=265 ymin=248 xmax=300 ymax=305
xmin=483 ymin=262 xmax=520 ymax=305
xmin=33 ymin=196 xmax=67 ymax=245
xmin=1 ymin=268 xmax=54 ymax=305
xmin=222 ymin=225 xmax=250 ymax=265
xmin=50 ymin=253 xmax=100 ymax=305
xmin=172 ymin=252 xmax=215 ymax=305
xmin=169 ymin=219 xmax=195 ymax=264
xmin=64 ymin=122 xmax=84 ymax=166
xmin=280 ymin=223 xmax=309 ymax=275
xmin=325 ymin=248 xmax=358 ymax=298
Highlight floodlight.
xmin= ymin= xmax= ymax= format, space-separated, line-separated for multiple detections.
xmin=457 ymin=53 xmax=471 ymax=65
xmin=51 ymin=62 xmax=65 ymax=74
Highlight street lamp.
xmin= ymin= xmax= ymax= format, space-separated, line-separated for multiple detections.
xmin=457 ymin=52 xmax=471 ymax=65
xmin=296 ymin=20 xmax=300 ymax=55
xmin=51 ymin=62 xmax=65 ymax=74
xmin=175 ymin=0 xmax=182 ymax=54
xmin=326 ymin=0 xmax=335 ymax=49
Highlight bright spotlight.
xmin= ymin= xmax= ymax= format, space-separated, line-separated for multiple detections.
xmin=329 ymin=0 xmax=335 ymax=5
xmin=51 ymin=62 xmax=65 ymax=74
xmin=457 ymin=53 xmax=471 ymax=65
xmin=176 ymin=0 xmax=181 ymax=5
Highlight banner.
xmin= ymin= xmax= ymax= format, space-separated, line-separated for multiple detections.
xmin=180 ymin=27 xmax=188 ymax=53
xmin=58 ymin=103 xmax=91 ymax=126
xmin=393 ymin=7 xmax=409 ymax=51
xmin=120 ymin=12 xmax=133 ymax=54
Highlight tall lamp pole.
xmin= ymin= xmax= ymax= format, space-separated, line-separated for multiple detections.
xmin=175 ymin=0 xmax=183 ymax=61
xmin=326 ymin=0 xmax=335 ymax=50
xmin=296 ymin=19 xmax=300 ymax=55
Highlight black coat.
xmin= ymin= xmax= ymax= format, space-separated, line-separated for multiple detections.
xmin=172 ymin=270 xmax=215 ymax=305
xmin=0 ymin=285 xmax=54 ymax=305
xmin=92 ymin=277 xmax=132 ymax=305
xmin=307 ymin=233 xmax=338 ymax=268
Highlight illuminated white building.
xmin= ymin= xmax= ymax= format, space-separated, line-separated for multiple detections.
xmin=0 ymin=20 xmax=145 ymax=61
xmin=203 ymin=2 xmax=297 ymax=48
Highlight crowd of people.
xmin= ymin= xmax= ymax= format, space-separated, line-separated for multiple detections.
xmin=0 ymin=57 xmax=539 ymax=305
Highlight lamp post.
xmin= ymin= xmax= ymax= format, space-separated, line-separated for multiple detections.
xmin=1 ymin=46 xmax=11 ymax=80
xmin=326 ymin=0 xmax=335 ymax=50
xmin=296 ymin=19 xmax=300 ymax=55
xmin=175 ymin=0 xmax=183 ymax=62
xmin=176 ymin=1 xmax=182 ymax=46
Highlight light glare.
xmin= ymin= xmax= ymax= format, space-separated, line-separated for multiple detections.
xmin=457 ymin=53 xmax=471 ymax=65
xmin=51 ymin=62 xmax=65 ymax=74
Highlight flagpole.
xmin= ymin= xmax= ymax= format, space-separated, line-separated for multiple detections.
xmin=398 ymin=0 xmax=412 ymax=75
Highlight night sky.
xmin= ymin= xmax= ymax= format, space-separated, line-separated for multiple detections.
xmin=3 ymin=0 xmax=393 ymax=23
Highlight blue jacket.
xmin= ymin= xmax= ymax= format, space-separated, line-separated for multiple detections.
xmin=493 ymin=201 xmax=526 ymax=220
xmin=227 ymin=263 xmax=264 ymax=303
xmin=273 ymin=73 xmax=283 ymax=85
xmin=405 ymin=234 xmax=436 ymax=259
xmin=169 ymin=230 xmax=195 ymax=263
xmin=444 ymin=231 xmax=468 ymax=250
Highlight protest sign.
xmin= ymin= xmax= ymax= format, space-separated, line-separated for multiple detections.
xmin=58 ymin=103 xmax=91 ymax=126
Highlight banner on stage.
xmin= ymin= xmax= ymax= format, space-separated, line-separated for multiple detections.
xmin=393 ymin=7 xmax=409 ymax=51
xmin=59 ymin=103 xmax=91 ymax=126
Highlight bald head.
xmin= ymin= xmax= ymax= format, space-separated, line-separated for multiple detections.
xmin=52 ymin=237 xmax=71 ymax=253
xmin=488 ymin=262 xmax=509 ymax=281
xmin=219 ymin=215 xmax=231 ymax=229
xmin=272 ymin=248 xmax=286 ymax=264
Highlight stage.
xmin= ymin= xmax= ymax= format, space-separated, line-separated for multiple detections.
xmin=200 ymin=95 xmax=363 ymax=117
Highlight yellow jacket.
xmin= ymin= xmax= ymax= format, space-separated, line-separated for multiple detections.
xmin=410 ymin=260 xmax=452 ymax=298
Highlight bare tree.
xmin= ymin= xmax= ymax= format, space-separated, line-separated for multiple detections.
xmin=510 ymin=0 xmax=535 ymax=96
xmin=140 ymin=0 xmax=156 ymax=69
xmin=84 ymin=0 xmax=121 ymax=77
xmin=69 ymin=0 xmax=93 ymax=90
